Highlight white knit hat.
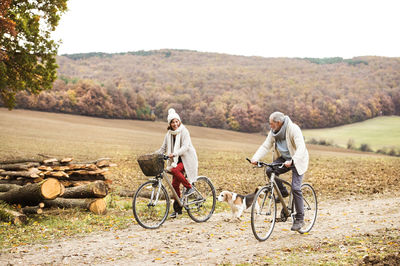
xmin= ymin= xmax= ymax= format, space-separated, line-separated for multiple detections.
xmin=167 ymin=108 xmax=181 ymax=124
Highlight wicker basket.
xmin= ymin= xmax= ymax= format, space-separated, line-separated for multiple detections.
xmin=137 ymin=154 xmax=165 ymax=176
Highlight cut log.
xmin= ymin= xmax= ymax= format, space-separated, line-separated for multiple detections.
xmin=43 ymin=198 xmax=107 ymax=215
xmin=0 ymin=168 xmax=41 ymax=178
xmin=59 ymin=180 xmax=72 ymax=187
xmin=44 ymin=171 xmax=69 ymax=178
xmin=61 ymin=181 xmax=108 ymax=198
xmin=38 ymin=166 xmax=53 ymax=171
xmin=65 ymin=174 xmax=106 ymax=181
xmin=60 ymin=158 xmax=74 ymax=164
xmin=43 ymin=158 xmax=59 ymax=166
xmin=60 ymin=180 xmax=92 ymax=187
xmin=0 ymin=207 xmax=27 ymax=225
xmin=59 ymin=183 xmax=66 ymax=196
xmin=0 ymin=183 xmax=22 ymax=192
xmin=33 ymin=177 xmax=44 ymax=183
xmin=0 ymin=162 xmax=40 ymax=171
xmin=0 ymin=158 xmax=41 ymax=164
xmin=116 ymin=189 xmax=134 ymax=197
xmin=67 ymin=169 xmax=106 ymax=176
xmin=21 ymin=206 xmax=43 ymax=215
xmin=0 ymin=179 xmax=31 ymax=186
xmin=95 ymin=160 xmax=112 ymax=168
xmin=0 ymin=178 xmax=61 ymax=206
xmin=51 ymin=166 xmax=70 ymax=171
xmin=67 ymin=164 xmax=99 ymax=171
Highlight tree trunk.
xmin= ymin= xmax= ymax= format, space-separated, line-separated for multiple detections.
xmin=0 ymin=178 xmax=61 ymax=206
xmin=0 ymin=207 xmax=27 ymax=225
xmin=61 ymin=181 xmax=108 ymax=198
xmin=43 ymin=198 xmax=107 ymax=215
xmin=0 ymin=183 xmax=21 ymax=192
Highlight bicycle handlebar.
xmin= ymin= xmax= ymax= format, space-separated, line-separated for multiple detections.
xmin=245 ymin=157 xmax=284 ymax=168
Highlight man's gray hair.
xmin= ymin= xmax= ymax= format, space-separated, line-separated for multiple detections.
xmin=269 ymin=111 xmax=285 ymax=122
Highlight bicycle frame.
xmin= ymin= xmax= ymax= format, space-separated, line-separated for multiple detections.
xmin=269 ymin=172 xmax=291 ymax=217
xmin=156 ymin=171 xmax=184 ymax=207
xmin=162 ymin=172 xmax=209 ymax=209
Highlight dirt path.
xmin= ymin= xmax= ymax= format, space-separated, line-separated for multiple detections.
xmin=1 ymin=194 xmax=400 ymax=265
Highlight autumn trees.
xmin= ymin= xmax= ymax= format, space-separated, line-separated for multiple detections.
xmin=2 ymin=50 xmax=400 ymax=132
xmin=0 ymin=0 xmax=67 ymax=108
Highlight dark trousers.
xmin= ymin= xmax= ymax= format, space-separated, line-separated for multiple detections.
xmin=266 ymin=157 xmax=304 ymax=220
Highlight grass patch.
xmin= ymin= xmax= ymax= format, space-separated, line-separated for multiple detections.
xmin=303 ymin=116 xmax=400 ymax=151
xmin=0 ymin=206 xmax=135 ymax=249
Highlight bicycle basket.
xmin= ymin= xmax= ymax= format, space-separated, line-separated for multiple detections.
xmin=137 ymin=153 xmax=165 ymax=176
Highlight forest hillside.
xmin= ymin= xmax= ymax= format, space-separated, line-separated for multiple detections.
xmin=5 ymin=50 xmax=400 ymax=132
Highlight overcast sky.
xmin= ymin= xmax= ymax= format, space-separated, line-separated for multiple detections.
xmin=52 ymin=0 xmax=400 ymax=58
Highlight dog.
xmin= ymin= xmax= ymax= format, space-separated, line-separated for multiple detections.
xmin=217 ymin=188 xmax=260 ymax=220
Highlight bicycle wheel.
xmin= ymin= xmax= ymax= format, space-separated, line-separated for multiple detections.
xmin=251 ymin=186 xmax=277 ymax=241
xmin=298 ymin=183 xmax=317 ymax=234
xmin=132 ymin=180 xmax=170 ymax=229
xmin=186 ymin=176 xmax=216 ymax=223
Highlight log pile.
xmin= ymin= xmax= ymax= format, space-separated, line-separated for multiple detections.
xmin=0 ymin=157 xmax=115 ymax=223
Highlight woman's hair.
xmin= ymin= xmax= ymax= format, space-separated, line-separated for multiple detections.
xmin=269 ymin=111 xmax=285 ymax=122
xmin=167 ymin=119 xmax=180 ymax=130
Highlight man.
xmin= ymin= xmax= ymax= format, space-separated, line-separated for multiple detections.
xmin=251 ymin=111 xmax=309 ymax=231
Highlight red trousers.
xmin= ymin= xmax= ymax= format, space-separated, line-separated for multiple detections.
xmin=171 ymin=162 xmax=192 ymax=198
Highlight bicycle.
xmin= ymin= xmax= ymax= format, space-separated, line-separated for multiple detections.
xmin=246 ymin=158 xmax=317 ymax=241
xmin=133 ymin=154 xmax=216 ymax=229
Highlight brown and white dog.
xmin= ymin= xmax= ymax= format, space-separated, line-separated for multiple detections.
xmin=218 ymin=188 xmax=260 ymax=220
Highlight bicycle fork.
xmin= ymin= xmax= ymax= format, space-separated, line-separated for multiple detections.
xmin=149 ymin=179 xmax=163 ymax=207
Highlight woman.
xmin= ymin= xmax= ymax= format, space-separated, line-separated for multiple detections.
xmin=156 ymin=108 xmax=198 ymax=218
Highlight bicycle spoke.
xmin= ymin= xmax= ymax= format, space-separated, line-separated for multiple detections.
xmin=251 ymin=187 xmax=277 ymax=241
xmin=133 ymin=180 xmax=170 ymax=229
xmin=186 ymin=176 xmax=216 ymax=223
xmin=298 ymin=183 xmax=317 ymax=234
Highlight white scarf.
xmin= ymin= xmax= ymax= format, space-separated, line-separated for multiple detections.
xmin=166 ymin=124 xmax=186 ymax=169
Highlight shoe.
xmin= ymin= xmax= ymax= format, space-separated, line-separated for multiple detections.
xmin=170 ymin=211 xmax=179 ymax=218
xmin=184 ymin=187 xmax=195 ymax=196
xmin=173 ymin=201 xmax=183 ymax=214
xmin=291 ymin=219 xmax=305 ymax=231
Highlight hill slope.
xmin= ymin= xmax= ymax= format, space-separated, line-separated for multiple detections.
xmin=303 ymin=116 xmax=400 ymax=151
xmin=3 ymin=50 xmax=400 ymax=132
xmin=1 ymin=108 xmax=399 ymax=198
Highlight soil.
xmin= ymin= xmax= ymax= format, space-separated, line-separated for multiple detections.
xmin=1 ymin=193 xmax=400 ymax=265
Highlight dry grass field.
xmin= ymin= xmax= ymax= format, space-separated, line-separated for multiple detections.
xmin=1 ymin=108 xmax=400 ymax=198
xmin=1 ymin=108 xmax=400 ymax=265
